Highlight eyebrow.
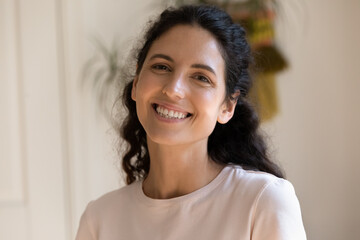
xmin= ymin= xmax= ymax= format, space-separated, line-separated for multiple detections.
xmin=191 ymin=63 xmax=216 ymax=76
xmin=149 ymin=54 xmax=174 ymax=62
xmin=149 ymin=53 xmax=216 ymax=76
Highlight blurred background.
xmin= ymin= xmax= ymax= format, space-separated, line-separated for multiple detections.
xmin=1 ymin=0 xmax=359 ymax=239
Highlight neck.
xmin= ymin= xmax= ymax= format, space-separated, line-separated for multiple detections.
xmin=142 ymin=138 xmax=224 ymax=199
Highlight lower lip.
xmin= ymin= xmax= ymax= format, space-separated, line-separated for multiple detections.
xmin=152 ymin=107 xmax=189 ymax=123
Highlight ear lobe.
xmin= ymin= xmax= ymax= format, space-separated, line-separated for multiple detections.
xmin=131 ymin=76 xmax=138 ymax=101
xmin=217 ymin=102 xmax=236 ymax=124
xmin=217 ymin=93 xmax=239 ymax=124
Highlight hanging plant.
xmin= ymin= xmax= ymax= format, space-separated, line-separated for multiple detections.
xmin=81 ymin=38 xmax=124 ymax=120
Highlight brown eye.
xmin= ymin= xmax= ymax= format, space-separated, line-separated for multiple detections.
xmin=152 ymin=64 xmax=171 ymax=72
xmin=194 ymin=75 xmax=210 ymax=83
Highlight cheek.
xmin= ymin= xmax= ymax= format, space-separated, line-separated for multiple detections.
xmin=134 ymin=73 xmax=158 ymax=119
xmin=194 ymin=91 xmax=223 ymax=132
xmin=136 ymin=72 xmax=159 ymax=95
xmin=197 ymin=89 xmax=224 ymax=114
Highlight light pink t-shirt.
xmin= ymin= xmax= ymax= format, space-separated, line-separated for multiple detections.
xmin=76 ymin=165 xmax=306 ymax=240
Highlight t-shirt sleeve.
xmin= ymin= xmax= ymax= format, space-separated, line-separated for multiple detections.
xmin=251 ymin=179 xmax=307 ymax=240
xmin=75 ymin=202 xmax=97 ymax=240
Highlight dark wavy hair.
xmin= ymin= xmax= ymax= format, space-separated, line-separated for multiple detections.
xmin=119 ymin=5 xmax=284 ymax=184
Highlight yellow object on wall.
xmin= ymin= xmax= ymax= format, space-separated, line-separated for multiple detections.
xmin=250 ymin=72 xmax=279 ymax=121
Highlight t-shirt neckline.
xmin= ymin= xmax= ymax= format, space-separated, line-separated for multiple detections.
xmin=134 ymin=165 xmax=233 ymax=207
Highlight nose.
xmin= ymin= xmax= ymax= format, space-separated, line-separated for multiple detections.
xmin=162 ymin=73 xmax=186 ymax=100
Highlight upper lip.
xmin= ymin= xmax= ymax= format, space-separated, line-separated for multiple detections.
xmin=152 ymin=101 xmax=191 ymax=115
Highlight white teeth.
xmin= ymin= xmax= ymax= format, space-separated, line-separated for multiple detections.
xmin=155 ymin=105 xmax=188 ymax=119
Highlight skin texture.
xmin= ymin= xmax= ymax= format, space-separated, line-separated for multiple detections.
xmin=131 ymin=25 xmax=237 ymax=199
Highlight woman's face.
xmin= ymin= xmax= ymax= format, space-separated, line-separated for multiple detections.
xmin=132 ymin=25 xmax=235 ymax=146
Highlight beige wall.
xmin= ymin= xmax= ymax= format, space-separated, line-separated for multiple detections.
xmin=1 ymin=0 xmax=359 ymax=239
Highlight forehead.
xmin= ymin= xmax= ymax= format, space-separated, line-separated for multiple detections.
xmin=146 ymin=25 xmax=225 ymax=69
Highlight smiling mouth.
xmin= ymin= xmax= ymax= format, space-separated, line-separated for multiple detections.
xmin=152 ymin=104 xmax=192 ymax=119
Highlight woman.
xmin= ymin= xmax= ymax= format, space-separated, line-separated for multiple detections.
xmin=76 ymin=5 xmax=306 ymax=240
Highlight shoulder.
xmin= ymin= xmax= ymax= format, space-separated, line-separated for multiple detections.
xmin=225 ymin=165 xmax=306 ymax=239
xmin=225 ymin=165 xmax=293 ymax=198
xmin=227 ymin=165 xmax=300 ymax=213
xmin=81 ymin=182 xmax=139 ymax=225
xmin=75 ymin=183 xmax=139 ymax=240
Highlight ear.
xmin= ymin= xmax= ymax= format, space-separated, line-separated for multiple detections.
xmin=217 ymin=91 xmax=240 ymax=124
xmin=131 ymin=75 xmax=138 ymax=101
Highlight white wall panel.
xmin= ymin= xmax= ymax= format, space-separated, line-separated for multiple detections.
xmin=18 ymin=0 xmax=71 ymax=238
xmin=0 ymin=0 xmax=25 ymax=203
xmin=0 ymin=0 xmax=31 ymax=239
xmin=1 ymin=0 xmax=72 ymax=239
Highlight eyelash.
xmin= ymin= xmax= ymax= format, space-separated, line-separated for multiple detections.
xmin=193 ymin=74 xmax=211 ymax=83
xmin=151 ymin=64 xmax=171 ymax=72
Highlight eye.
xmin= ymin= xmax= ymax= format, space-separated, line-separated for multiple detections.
xmin=193 ymin=74 xmax=211 ymax=83
xmin=151 ymin=64 xmax=171 ymax=72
